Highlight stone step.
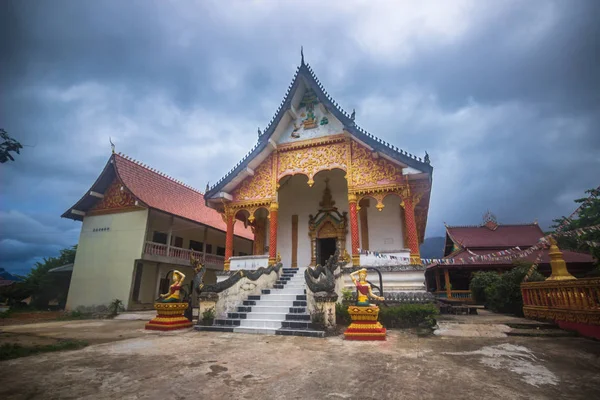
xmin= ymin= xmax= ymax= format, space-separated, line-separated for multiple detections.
xmin=195 ymin=325 xmax=324 ymax=338
xmin=505 ymin=322 xmax=559 ymax=330
xmin=262 ymin=293 xmax=305 ymax=301
xmin=234 ymin=327 xmax=279 ymax=335
xmin=194 ymin=325 xmax=236 ymax=333
xmin=214 ymin=318 xmax=241 ymax=327
xmin=264 ymin=288 xmax=305 ymax=295
xmin=246 ymin=312 xmax=288 ymax=321
xmin=285 ymin=314 xmax=311 ymax=321
xmin=252 ymin=300 xmax=295 ymax=308
xmin=239 ymin=319 xmax=283 ymax=329
xmin=249 ymin=305 xmax=306 ymax=314
xmin=507 ymin=328 xmax=578 ymax=338
xmin=276 ymin=328 xmax=325 ymax=338
xmin=281 ymin=320 xmax=318 ymax=330
xmin=245 ymin=299 xmax=306 ymax=307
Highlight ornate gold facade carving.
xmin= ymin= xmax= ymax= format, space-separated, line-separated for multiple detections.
xmin=89 ymin=179 xmax=140 ymax=214
xmin=232 ymin=154 xmax=274 ymax=202
xmin=350 ymin=141 xmax=404 ymax=188
xmin=278 ymin=140 xmax=348 ymax=186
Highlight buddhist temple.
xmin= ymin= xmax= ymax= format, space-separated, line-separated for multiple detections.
xmin=204 ymin=53 xmax=433 ymax=281
xmin=426 ymin=212 xmax=596 ymax=301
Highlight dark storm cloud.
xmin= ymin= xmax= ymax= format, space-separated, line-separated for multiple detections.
xmin=1 ymin=0 xmax=599 ymax=273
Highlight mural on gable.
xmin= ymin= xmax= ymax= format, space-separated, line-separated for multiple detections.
xmin=278 ymin=87 xmax=344 ymax=144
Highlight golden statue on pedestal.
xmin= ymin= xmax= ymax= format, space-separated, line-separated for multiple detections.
xmin=157 ymin=270 xmax=185 ymax=303
xmin=344 ymin=268 xmax=387 ymax=341
xmin=350 ymin=268 xmax=384 ymax=306
xmin=146 ymin=269 xmax=192 ymax=331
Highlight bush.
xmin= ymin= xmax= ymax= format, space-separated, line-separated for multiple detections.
xmin=485 ymin=266 xmax=545 ymax=316
xmin=379 ymin=304 xmax=438 ymax=329
xmin=201 ymin=307 xmax=215 ymax=322
xmin=469 ymin=272 xmax=501 ymax=304
xmin=107 ymin=299 xmax=124 ymax=317
xmin=335 ymin=303 xmax=351 ymax=325
xmin=341 ymin=288 xmax=354 ymax=302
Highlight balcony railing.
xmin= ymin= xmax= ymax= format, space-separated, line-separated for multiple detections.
xmin=143 ymin=241 xmax=225 ymax=267
xmin=434 ymin=290 xmax=472 ymax=301
xmin=521 ymin=278 xmax=600 ymax=315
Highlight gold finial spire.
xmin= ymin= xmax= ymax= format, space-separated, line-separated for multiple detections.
xmin=546 ymin=237 xmax=576 ymax=281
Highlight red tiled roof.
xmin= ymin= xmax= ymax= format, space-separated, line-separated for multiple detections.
xmin=114 ymin=154 xmax=254 ymax=240
xmin=446 ymin=224 xmax=545 ymax=248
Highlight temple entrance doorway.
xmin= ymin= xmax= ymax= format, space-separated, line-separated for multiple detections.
xmin=317 ymin=238 xmax=336 ymax=266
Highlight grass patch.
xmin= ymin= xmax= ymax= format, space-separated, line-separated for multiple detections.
xmin=0 ymin=340 xmax=88 ymax=361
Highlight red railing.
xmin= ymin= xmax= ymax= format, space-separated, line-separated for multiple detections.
xmin=144 ymin=241 xmax=225 ymax=267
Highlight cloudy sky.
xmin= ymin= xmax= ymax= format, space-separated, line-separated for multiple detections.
xmin=1 ymin=0 xmax=599 ymax=274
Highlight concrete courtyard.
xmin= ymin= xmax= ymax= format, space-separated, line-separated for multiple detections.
xmin=1 ymin=318 xmax=600 ymax=400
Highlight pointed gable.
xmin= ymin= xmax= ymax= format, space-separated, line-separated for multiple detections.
xmin=62 ymin=153 xmax=254 ymax=240
xmin=206 ymin=56 xmax=433 ymax=201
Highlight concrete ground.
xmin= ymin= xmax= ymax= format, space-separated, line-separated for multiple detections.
xmin=1 ymin=317 xmax=599 ymax=400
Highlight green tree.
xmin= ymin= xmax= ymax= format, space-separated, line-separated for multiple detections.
xmin=552 ymin=187 xmax=600 ymax=269
xmin=3 ymin=246 xmax=78 ymax=309
xmin=469 ymin=271 xmax=501 ymax=305
xmin=485 ymin=265 xmax=545 ymax=316
xmin=0 ymin=129 xmax=23 ymax=163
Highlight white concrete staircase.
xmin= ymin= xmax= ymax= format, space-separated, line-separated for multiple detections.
xmin=195 ymin=267 xmax=324 ymax=337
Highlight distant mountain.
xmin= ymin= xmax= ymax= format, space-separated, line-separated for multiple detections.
xmin=420 ymin=236 xmax=446 ymax=259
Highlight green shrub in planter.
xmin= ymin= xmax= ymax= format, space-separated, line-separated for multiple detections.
xmin=335 ymin=303 xmax=351 ymax=325
xmin=379 ymin=304 xmax=438 ymax=329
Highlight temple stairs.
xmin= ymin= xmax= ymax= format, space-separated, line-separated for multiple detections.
xmin=194 ymin=267 xmax=325 ymax=337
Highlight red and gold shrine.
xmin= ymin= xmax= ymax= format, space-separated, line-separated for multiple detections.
xmin=344 ymin=305 xmax=387 ymax=341
xmin=145 ymin=302 xmax=193 ymax=331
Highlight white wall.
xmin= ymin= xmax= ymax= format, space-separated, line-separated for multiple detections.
xmin=363 ymin=194 xmax=406 ymax=252
xmin=277 ymin=169 xmax=351 ymax=268
xmin=66 ymin=209 xmax=148 ymax=310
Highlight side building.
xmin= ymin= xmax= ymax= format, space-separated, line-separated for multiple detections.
xmin=62 ymin=152 xmax=253 ymax=311
xmin=426 ymin=213 xmax=596 ymax=302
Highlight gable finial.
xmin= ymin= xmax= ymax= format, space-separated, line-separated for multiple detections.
xmin=205 ymin=181 xmax=210 ymax=194
xmin=350 ymin=108 xmax=356 ymax=121
xmin=257 ymin=127 xmax=261 ymax=137
xmin=109 ymin=137 xmax=115 ymax=154
xmin=301 ymin=46 xmax=304 ymax=66
xmin=424 ymin=151 xmax=430 ymax=164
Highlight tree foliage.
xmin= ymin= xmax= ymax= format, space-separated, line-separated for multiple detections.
xmin=0 ymin=129 xmax=23 ymax=163
xmin=0 ymin=246 xmax=77 ymax=309
xmin=469 ymin=271 xmax=501 ymax=304
xmin=484 ymin=265 xmax=545 ymax=316
xmin=552 ymin=187 xmax=600 ymax=268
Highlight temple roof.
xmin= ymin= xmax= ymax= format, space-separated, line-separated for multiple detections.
xmin=62 ymin=153 xmax=254 ymax=240
xmin=446 ymin=223 xmax=545 ymax=249
xmin=206 ymin=56 xmax=433 ymax=198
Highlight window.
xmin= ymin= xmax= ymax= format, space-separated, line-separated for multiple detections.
xmin=189 ymin=240 xmax=203 ymax=251
xmin=216 ymin=246 xmax=225 ymax=256
xmin=152 ymin=231 xmax=168 ymax=244
xmin=206 ymin=244 xmax=213 ymax=254
xmin=172 ymin=236 xmax=183 ymax=248
xmin=238 ymin=252 xmax=248 ymax=256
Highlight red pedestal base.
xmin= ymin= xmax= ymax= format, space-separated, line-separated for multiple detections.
xmin=343 ymin=305 xmax=387 ymax=341
xmin=145 ymin=302 xmax=192 ymax=331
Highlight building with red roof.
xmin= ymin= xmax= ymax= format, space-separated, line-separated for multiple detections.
xmin=426 ymin=212 xmax=596 ymax=301
xmin=62 ymin=152 xmax=254 ymax=311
